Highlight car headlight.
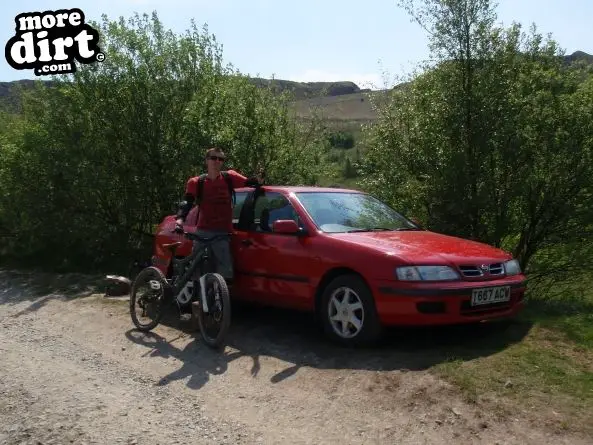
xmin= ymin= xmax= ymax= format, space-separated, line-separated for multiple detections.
xmin=395 ymin=266 xmax=460 ymax=281
xmin=504 ymin=259 xmax=521 ymax=276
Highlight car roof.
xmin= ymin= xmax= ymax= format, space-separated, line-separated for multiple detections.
xmin=234 ymin=185 xmax=364 ymax=194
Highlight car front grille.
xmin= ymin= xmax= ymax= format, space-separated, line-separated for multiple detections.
xmin=458 ymin=263 xmax=505 ymax=278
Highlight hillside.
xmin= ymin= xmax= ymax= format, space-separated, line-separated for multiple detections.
xmin=0 ymin=77 xmax=367 ymax=113
xmin=293 ymin=50 xmax=593 ymax=122
xmin=564 ymin=50 xmax=593 ymax=65
xmin=249 ymin=78 xmax=368 ymax=99
xmin=292 ymin=83 xmax=413 ymax=124
xmin=293 ymin=91 xmax=378 ymax=122
xmin=1 ymin=50 xmax=591 ymax=121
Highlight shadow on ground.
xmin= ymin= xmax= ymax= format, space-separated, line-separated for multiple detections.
xmin=125 ymin=326 xmax=248 ymax=391
xmin=0 ymin=268 xmax=534 ymax=391
xmin=0 ymin=268 xmax=105 ymax=316
xmin=124 ymin=299 xmax=534 ymax=390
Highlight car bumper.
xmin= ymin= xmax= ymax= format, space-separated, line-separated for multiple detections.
xmin=372 ymin=277 xmax=527 ymax=326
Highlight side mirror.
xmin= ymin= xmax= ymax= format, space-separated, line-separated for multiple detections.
xmin=272 ymin=219 xmax=300 ymax=234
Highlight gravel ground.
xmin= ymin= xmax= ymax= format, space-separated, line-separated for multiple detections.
xmin=0 ymin=268 xmax=590 ymax=445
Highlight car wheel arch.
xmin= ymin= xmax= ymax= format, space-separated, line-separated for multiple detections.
xmin=314 ymin=267 xmax=382 ymax=346
xmin=314 ymin=266 xmax=372 ymax=315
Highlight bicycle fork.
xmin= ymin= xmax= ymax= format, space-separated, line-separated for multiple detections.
xmin=198 ymin=274 xmax=210 ymax=313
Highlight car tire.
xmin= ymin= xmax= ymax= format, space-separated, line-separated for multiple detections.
xmin=319 ymin=274 xmax=382 ymax=347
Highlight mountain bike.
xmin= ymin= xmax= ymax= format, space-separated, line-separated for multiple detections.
xmin=129 ymin=230 xmax=232 ymax=348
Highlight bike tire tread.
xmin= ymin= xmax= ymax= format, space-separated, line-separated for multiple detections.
xmin=196 ymin=273 xmax=231 ymax=349
xmin=129 ymin=266 xmax=168 ymax=332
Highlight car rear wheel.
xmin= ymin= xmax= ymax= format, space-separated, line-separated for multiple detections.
xmin=320 ymin=274 xmax=382 ymax=346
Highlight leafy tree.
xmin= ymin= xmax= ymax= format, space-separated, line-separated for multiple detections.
xmin=343 ymin=157 xmax=357 ymax=178
xmin=181 ymin=74 xmax=327 ymax=186
xmin=359 ymin=0 xmax=593 ymax=278
xmin=0 ymin=12 xmax=327 ymax=271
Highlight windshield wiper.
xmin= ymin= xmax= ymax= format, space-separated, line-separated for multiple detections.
xmin=346 ymin=227 xmax=394 ymax=232
xmin=346 ymin=227 xmax=423 ymax=233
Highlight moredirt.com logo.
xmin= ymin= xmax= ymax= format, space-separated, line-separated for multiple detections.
xmin=5 ymin=8 xmax=105 ymax=76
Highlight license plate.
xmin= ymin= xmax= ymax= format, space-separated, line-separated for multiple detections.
xmin=471 ymin=285 xmax=511 ymax=306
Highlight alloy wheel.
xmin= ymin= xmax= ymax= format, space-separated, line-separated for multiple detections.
xmin=327 ymin=286 xmax=365 ymax=339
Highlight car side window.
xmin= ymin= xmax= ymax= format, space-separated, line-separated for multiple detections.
xmin=232 ymin=192 xmax=248 ymax=228
xmin=252 ymin=192 xmax=302 ymax=233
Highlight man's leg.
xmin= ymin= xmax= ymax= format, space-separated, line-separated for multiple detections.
xmin=212 ymin=235 xmax=234 ymax=283
xmin=178 ymin=238 xmax=202 ymax=321
xmin=188 ymin=231 xmax=213 ymax=321
xmin=194 ymin=230 xmax=233 ymax=282
xmin=188 ymin=231 xmax=232 ymax=322
xmin=200 ymin=230 xmax=233 ymax=283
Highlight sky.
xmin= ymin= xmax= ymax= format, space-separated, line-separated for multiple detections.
xmin=2 ymin=0 xmax=592 ymax=89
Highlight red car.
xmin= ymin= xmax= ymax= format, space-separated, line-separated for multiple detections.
xmin=152 ymin=185 xmax=527 ymax=345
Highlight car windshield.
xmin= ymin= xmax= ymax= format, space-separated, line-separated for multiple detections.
xmin=294 ymin=191 xmax=420 ymax=233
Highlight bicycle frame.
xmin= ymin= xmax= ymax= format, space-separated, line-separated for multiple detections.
xmin=167 ymin=233 xmax=229 ymax=314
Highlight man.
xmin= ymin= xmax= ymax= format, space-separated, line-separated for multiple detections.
xmin=175 ymin=147 xmax=262 ymax=284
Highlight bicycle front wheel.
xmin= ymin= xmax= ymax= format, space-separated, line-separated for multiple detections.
xmin=195 ymin=273 xmax=231 ymax=349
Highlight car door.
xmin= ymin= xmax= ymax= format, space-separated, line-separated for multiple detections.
xmin=231 ymin=190 xmax=266 ymax=302
xmin=232 ymin=190 xmax=315 ymax=310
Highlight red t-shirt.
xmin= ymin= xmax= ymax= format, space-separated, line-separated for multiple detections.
xmin=185 ymin=170 xmax=247 ymax=232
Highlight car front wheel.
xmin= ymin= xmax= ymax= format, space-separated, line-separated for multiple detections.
xmin=320 ymin=274 xmax=382 ymax=346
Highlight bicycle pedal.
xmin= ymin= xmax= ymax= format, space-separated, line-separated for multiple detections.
xmin=149 ymin=280 xmax=161 ymax=290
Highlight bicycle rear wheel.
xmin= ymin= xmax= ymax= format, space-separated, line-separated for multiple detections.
xmin=130 ymin=266 xmax=169 ymax=331
xmin=194 ymin=273 xmax=231 ymax=348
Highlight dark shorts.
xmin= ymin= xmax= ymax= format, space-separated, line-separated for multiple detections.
xmin=191 ymin=229 xmax=233 ymax=280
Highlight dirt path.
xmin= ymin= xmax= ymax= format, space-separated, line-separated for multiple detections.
xmin=0 ymin=269 xmax=590 ymax=445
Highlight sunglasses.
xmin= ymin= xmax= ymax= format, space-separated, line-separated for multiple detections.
xmin=208 ymin=156 xmax=225 ymax=162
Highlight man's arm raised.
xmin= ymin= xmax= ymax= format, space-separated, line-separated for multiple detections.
xmin=227 ymin=169 xmax=263 ymax=188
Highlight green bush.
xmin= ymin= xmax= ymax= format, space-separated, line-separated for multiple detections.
xmin=327 ymin=130 xmax=355 ymax=149
xmin=0 ymin=12 xmax=328 ymax=272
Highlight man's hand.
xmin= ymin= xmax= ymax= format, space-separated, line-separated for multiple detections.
xmin=256 ymin=166 xmax=265 ymax=184
xmin=174 ymin=219 xmax=184 ymax=233
xmin=249 ymin=166 xmax=265 ymax=187
xmin=245 ymin=174 xmax=264 ymax=188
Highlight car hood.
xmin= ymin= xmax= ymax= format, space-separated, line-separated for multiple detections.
xmin=330 ymin=230 xmax=512 ymax=264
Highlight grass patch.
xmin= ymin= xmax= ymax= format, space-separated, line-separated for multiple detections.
xmin=535 ymin=312 xmax=593 ymax=350
xmin=432 ymin=278 xmax=593 ymax=435
xmin=435 ymin=326 xmax=593 ymax=433
xmin=522 ymin=277 xmax=593 ymax=350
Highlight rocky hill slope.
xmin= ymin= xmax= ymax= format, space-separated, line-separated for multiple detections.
xmin=1 ymin=51 xmax=590 ymax=118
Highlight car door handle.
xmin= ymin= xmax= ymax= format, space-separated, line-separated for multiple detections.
xmin=242 ymin=239 xmax=253 ymax=246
